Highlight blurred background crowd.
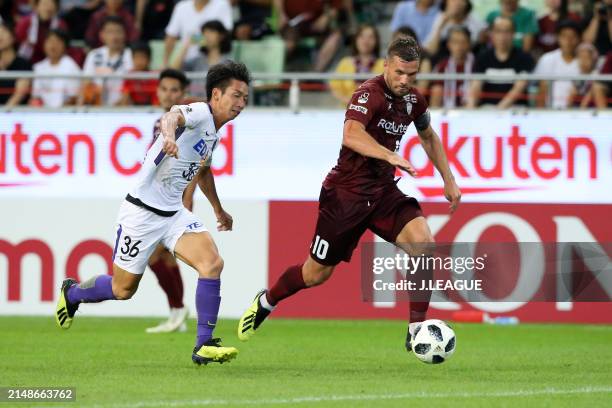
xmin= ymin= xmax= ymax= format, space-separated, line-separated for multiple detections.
xmin=0 ymin=0 xmax=610 ymax=109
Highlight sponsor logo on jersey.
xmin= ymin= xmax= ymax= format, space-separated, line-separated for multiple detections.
xmin=357 ymin=92 xmax=369 ymax=104
xmin=349 ymin=104 xmax=368 ymax=114
xmin=406 ymin=101 xmax=413 ymax=115
xmin=377 ymin=118 xmax=409 ymax=135
xmin=182 ymin=162 xmax=199 ymax=181
xmin=193 ymin=138 xmax=208 ymax=158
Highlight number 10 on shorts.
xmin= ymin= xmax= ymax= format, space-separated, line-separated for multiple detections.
xmin=311 ymin=235 xmax=329 ymax=260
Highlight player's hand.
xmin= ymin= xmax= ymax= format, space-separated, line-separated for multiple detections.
xmin=387 ymin=154 xmax=418 ymax=177
xmin=162 ymin=137 xmax=179 ymax=158
xmin=444 ymin=179 xmax=461 ymax=214
xmin=215 ymin=209 xmax=233 ymax=231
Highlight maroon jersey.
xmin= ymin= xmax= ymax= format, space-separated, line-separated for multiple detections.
xmin=324 ymin=74 xmax=429 ymax=197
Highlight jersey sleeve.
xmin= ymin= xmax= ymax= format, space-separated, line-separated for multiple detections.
xmin=344 ymin=86 xmax=385 ymax=127
xmin=411 ymin=90 xmax=431 ymax=131
xmin=171 ymin=102 xmax=211 ymax=129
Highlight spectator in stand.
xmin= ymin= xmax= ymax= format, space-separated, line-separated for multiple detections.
xmin=582 ymin=0 xmax=612 ymax=56
xmin=173 ymin=20 xmax=230 ymax=71
xmin=593 ymin=51 xmax=612 ymax=107
xmin=173 ymin=20 xmax=231 ymax=97
xmin=0 ymin=23 xmax=31 ymax=106
xmin=330 ymin=23 xmax=383 ymax=106
xmin=468 ymin=16 xmax=534 ymax=108
xmin=486 ymin=0 xmax=538 ymax=52
xmin=135 ymin=0 xmax=175 ymax=41
xmin=120 ymin=41 xmax=157 ymax=105
xmin=61 ymin=0 xmax=103 ymax=40
xmin=30 ymin=29 xmax=80 ymax=107
xmin=391 ymin=25 xmax=434 ymax=97
xmin=536 ymin=0 xmax=581 ymax=54
xmin=424 ymin=0 xmax=486 ymax=60
xmin=233 ymin=0 xmax=272 ymax=40
xmin=81 ymin=16 xmax=133 ymax=105
xmin=390 ymin=0 xmax=439 ymax=44
xmin=568 ymin=42 xmax=599 ymax=107
xmin=534 ymin=20 xmax=580 ymax=108
xmin=86 ymin=0 xmax=139 ymax=48
xmin=273 ymin=0 xmax=344 ymax=72
xmin=163 ymin=0 xmax=233 ymax=68
xmin=430 ymin=26 xmax=474 ymax=108
xmin=15 ymin=0 xmax=67 ymax=64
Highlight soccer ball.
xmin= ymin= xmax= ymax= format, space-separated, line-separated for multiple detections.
xmin=411 ymin=319 xmax=456 ymax=364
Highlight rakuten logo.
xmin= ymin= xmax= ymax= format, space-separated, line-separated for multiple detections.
xmin=378 ymin=119 xmax=409 ymax=135
xmin=0 ymin=122 xmax=234 ymax=180
xmin=402 ymin=122 xmax=598 ymax=180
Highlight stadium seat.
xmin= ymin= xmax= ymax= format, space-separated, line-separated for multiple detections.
xmin=232 ymin=36 xmax=285 ymax=79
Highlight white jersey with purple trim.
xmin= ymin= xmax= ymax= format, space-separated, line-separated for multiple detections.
xmin=129 ymin=102 xmax=219 ymax=211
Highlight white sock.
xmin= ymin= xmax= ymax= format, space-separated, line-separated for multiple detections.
xmin=259 ymin=292 xmax=276 ymax=312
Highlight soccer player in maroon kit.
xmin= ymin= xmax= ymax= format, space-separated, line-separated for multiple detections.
xmin=145 ymin=68 xmax=194 ymax=333
xmin=238 ymin=37 xmax=461 ymax=350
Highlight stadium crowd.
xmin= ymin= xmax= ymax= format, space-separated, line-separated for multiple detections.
xmin=0 ymin=0 xmax=610 ymax=108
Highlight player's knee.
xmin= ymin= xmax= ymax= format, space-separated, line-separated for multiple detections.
xmin=303 ymin=265 xmax=333 ymax=287
xmin=112 ymin=284 xmax=137 ymax=300
xmin=196 ymin=255 xmax=224 ymax=279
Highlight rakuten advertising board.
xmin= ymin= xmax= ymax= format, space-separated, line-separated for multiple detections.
xmin=1 ymin=110 xmax=610 ymax=322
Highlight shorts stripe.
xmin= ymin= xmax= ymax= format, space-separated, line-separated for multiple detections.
xmin=112 ymin=224 xmax=122 ymax=261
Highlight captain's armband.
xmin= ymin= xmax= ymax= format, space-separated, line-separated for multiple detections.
xmin=414 ymin=110 xmax=431 ymax=132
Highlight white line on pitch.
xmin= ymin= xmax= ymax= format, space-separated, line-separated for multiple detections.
xmin=71 ymin=386 xmax=612 ymax=408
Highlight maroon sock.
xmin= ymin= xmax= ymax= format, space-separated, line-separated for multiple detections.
xmin=409 ymin=258 xmax=433 ymax=322
xmin=149 ymin=259 xmax=184 ymax=309
xmin=267 ymin=264 xmax=307 ymax=306
xmin=409 ymin=302 xmax=430 ymax=323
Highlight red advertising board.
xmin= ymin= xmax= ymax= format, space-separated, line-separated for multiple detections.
xmin=269 ymin=201 xmax=612 ymax=323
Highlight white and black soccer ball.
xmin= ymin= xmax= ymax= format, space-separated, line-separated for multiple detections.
xmin=411 ymin=319 xmax=456 ymax=364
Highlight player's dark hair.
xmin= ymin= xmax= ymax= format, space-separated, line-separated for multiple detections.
xmin=46 ymin=28 xmax=70 ymax=49
xmin=387 ymin=37 xmax=421 ymax=62
xmin=205 ymin=60 xmax=251 ymax=101
xmin=131 ymin=41 xmax=151 ymax=58
xmin=159 ymin=68 xmax=190 ymax=89
xmin=351 ymin=24 xmax=381 ymax=58
xmin=100 ymin=15 xmax=126 ymax=31
xmin=392 ymin=26 xmax=417 ymax=42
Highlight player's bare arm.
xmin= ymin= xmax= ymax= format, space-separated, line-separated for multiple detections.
xmin=343 ymin=119 xmax=418 ymax=177
xmin=417 ymin=125 xmax=461 ymax=213
xmin=196 ymin=165 xmax=233 ymax=231
xmin=182 ymin=176 xmax=197 ymax=212
xmin=159 ymin=109 xmax=185 ymax=158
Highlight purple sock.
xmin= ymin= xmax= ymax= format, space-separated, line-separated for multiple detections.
xmin=195 ymin=278 xmax=221 ymax=349
xmin=67 ymin=275 xmax=116 ymax=304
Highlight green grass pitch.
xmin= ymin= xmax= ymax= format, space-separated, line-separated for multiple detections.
xmin=1 ymin=317 xmax=611 ymax=407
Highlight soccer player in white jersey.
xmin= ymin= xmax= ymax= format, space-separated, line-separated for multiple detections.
xmin=145 ymin=68 xmax=193 ymax=334
xmin=55 ymin=61 xmax=251 ymax=365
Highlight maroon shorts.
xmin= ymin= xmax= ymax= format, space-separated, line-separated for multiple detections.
xmin=309 ymin=184 xmax=423 ymax=266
